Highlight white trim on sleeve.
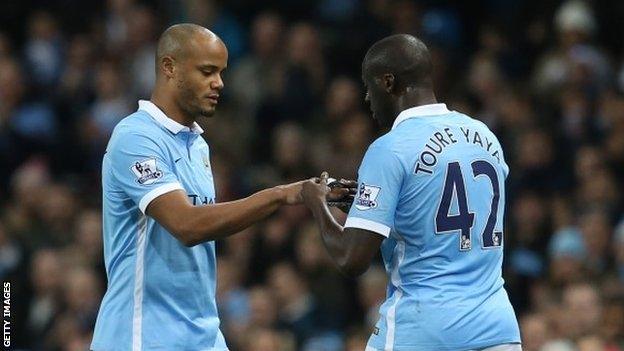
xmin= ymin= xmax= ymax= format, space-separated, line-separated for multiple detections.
xmin=344 ymin=217 xmax=391 ymax=237
xmin=138 ymin=182 xmax=184 ymax=213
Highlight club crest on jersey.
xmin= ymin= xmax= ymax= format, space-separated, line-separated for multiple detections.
xmin=460 ymin=234 xmax=471 ymax=251
xmin=131 ymin=158 xmax=163 ymax=185
xmin=202 ymin=154 xmax=211 ymax=170
xmin=355 ymin=183 xmax=380 ymax=210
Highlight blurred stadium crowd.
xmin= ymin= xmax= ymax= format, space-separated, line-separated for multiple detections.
xmin=1 ymin=0 xmax=624 ymax=350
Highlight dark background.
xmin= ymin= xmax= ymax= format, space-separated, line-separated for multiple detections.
xmin=1 ymin=0 xmax=623 ymax=350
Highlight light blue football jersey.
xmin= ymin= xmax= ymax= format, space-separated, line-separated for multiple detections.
xmin=91 ymin=100 xmax=228 ymax=351
xmin=345 ymin=104 xmax=521 ymax=351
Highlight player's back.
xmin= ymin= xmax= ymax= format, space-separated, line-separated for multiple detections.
xmin=364 ymin=107 xmax=520 ymax=350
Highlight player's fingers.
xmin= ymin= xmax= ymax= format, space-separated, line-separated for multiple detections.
xmin=339 ymin=195 xmax=355 ymax=204
xmin=330 ymin=188 xmax=347 ymax=195
xmin=320 ymin=171 xmax=329 ymax=185
xmin=339 ymin=179 xmax=358 ymax=187
xmin=328 ymin=187 xmax=349 ymax=200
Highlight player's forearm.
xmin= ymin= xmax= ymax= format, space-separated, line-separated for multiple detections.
xmin=181 ymin=187 xmax=285 ymax=245
xmin=308 ymin=200 xmax=352 ymax=272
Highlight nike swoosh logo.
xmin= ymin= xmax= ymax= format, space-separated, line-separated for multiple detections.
xmin=174 ymin=157 xmax=182 ymax=163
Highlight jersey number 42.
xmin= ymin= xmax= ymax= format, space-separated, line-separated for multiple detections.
xmin=435 ymin=161 xmax=502 ymax=251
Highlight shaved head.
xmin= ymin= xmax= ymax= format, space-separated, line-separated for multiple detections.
xmin=156 ymin=23 xmax=222 ymax=74
xmin=363 ymin=34 xmax=432 ymax=89
xmin=361 ymin=34 xmax=436 ymax=130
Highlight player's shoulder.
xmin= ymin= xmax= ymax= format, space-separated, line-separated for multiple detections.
xmin=371 ymin=116 xmax=436 ymax=153
xmin=113 ymin=110 xmax=159 ymax=136
xmin=107 ymin=111 xmax=163 ymax=150
xmin=365 ymin=132 xmax=407 ymax=166
xmin=453 ymin=111 xmax=503 ymax=144
xmin=456 ymin=111 xmax=496 ymax=134
xmin=369 ymin=130 xmax=400 ymax=153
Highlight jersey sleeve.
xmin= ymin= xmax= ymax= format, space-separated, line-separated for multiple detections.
xmin=344 ymin=144 xmax=404 ymax=237
xmin=108 ymin=131 xmax=183 ymax=213
xmin=493 ymin=134 xmax=510 ymax=179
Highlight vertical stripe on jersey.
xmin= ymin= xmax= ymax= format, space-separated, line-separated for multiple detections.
xmin=385 ymin=239 xmax=406 ymax=351
xmin=132 ymin=214 xmax=148 ymax=351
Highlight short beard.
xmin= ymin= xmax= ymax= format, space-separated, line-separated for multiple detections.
xmin=198 ymin=107 xmax=215 ymax=118
xmin=176 ymin=80 xmax=214 ymax=120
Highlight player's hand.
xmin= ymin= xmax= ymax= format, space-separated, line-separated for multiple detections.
xmin=327 ymin=178 xmax=357 ymax=213
xmin=302 ymin=172 xmax=331 ymax=208
xmin=277 ymin=180 xmax=307 ymax=205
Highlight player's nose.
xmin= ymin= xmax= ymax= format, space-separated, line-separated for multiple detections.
xmin=211 ymin=74 xmax=224 ymax=90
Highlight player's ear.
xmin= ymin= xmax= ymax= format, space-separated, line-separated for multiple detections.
xmin=161 ymin=56 xmax=176 ymax=79
xmin=382 ymin=73 xmax=395 ymax=94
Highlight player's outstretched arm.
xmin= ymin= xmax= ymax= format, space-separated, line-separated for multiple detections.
xmin=302 ymin=172 xmax=384 ymax=277
xmin=146 ymin=181 xmax=307 ymax=246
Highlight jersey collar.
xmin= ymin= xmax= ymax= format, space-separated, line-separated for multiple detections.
xmin=391 ymin=103 xmax=451 ymax=130
xmin=138 ymin=100 xmax=204 ymax=135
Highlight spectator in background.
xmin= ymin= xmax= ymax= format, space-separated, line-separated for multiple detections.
xmin=616 ymin=222 xmax=624 ymax=281
xmin=520 ymin=313 xmax=553 ymax=351
xmin=271 ymin=121 xmax=311 ymax=181
xmin=533 ymin=0 xmax=610 ymax=98
xmin=599 ymin=91 xmax=624 ymax=180
xmin=268 ymin=262 xmax=328 ymax=349
xmin=357 ymin=265 xmax=386 ymax=329
xmin=560 ymin=283 xmax=603 ymax=340
xmin=230 ymin=12 xmax=285 ymax=158
xmin=295 ymin=222 xmax=350 ymax=331
xmin=27 ymin=249 xmax=63 ymax=348
xmin=88 ymin=61 xmax=132 ymax=141
xmin=38 ymin=183 xmax=78 ymax=245
xmin=229 ymin=12 xmax=285 ymax=121
xmin=1 ymin=58 xmax=57 ymax=160
xmin=247 ymin=286 xmax=279 ymax=330
xmin=0 ymin=31 xmax=12 ymax=57
xmin=216 ymin=256 xmax=250 ymax=345
xmin=103 ymin=0 xmax=136 ymax=54
xmin=241 ymin=327 xmax=295 ymax=351
xmin=23 ymin=11 xmax=64 ymax=90
xmin=578 ymin=209 xmax=612 ymax=273
xmin=310 ymin=77 xmax=371 ymax=178
xmin=41 ymin=267 xmax=103 ymax=351
xmin=181 ymin=0 xmax=245 ymax=64
xmin=322 ymin=77 xmax=362 ymax=124
xmin=548 ymin=227 xmax=587 ymax=286
xmin=125 ymin=5 xmax=158 ymax=99
xmin=61 ymin=268 xmax=102 ymax=332
xmin=63 ymin=209 xmax=104 ymax=275
xmin=279 ymin=23 xmax=326 ymax=123
xmin=344 ymin=327 xmax=370 ymax=351
xmin=0 ymin=221 xmax=23 ymax=282
xmin=601 ymin=297 xmax=624 ymax=348
xmin=0 ymin=221 xmax=27 ymax=343
xmin=58 ymin=34 xmax=95 ymax=112
xmin=4 ymin=160 xmax=51 ymax=250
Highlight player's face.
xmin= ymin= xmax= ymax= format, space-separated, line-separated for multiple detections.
xmin=363 ymin=73 xmax=394 ymax=129
xmin=176 ymin=38 xmax=228 ymax=119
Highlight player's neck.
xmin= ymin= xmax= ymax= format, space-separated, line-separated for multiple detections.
xmin=396 ymin=88 xmax=438 ymax=113
xmin=150 ymin=90 xmax=195 ymax=128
